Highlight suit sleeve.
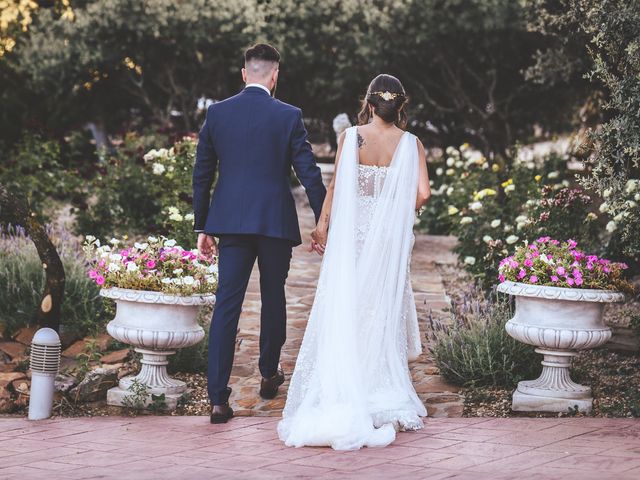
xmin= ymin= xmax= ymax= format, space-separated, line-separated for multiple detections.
xmin=192 ymin=106 xmax=219 ymax=232
xmin=290 ymin=109 xmax=327 ymax=223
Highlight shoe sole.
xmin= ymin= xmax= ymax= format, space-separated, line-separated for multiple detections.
xmin=210 ymin=413 xmax=234 ymax=424
xmin=259 ymin=378 xmax=285 ymax=400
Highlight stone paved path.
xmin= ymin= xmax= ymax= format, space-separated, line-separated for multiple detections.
xmin=228 ymin=187 xmax=463 ymax=416
xmin=2 ymin=416 xmax=640 ymax=479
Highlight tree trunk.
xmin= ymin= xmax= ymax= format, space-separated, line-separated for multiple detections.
xmin=0 ymin=185 xmax=65 ymax=332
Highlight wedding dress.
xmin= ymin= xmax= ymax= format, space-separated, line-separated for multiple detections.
xmin=277 ymin=126 xmax=427 ymax=450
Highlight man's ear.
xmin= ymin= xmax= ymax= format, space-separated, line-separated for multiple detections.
xmin=272 ymin=68 xmax=279 ymax=86
xmin=241 ymin=67 xmax=247 ymax=83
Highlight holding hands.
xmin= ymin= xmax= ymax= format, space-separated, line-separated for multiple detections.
xmin=309 ymin=227 xmax=327 ymax=255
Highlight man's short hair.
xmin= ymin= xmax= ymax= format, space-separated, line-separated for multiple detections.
xmin=244 ymin=43 xmax=280 ymax=65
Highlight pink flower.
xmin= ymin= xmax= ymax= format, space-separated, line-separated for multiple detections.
xmin=146 ymin=260 xmax=156 ymax=269
xmin=536 ymin=236 xmax=550 ymax=243
xmin=556 ymin=266 xmax=566 ymax=275
xmin=96 ymin=275 xmax=105 ymax=286
xmin=550 ymin=275 xmax=559 ymax=282
xmin=567 ymin=239 xmax=577 ymax=249
xmin=529 ymin=275 xmax=538 ymax=283
xmin=524 ymin=259 xmax=533 ymax=267
xmin=509 ymin=260 xmax=519 ymax=268
xmin=89 ymin=270 xmax=98 ymax=279
xmin=98 ymin=260 xmax=106 ymax=268
xmin=572 ymin=268 xmax=582 ymax=278
xmin=550 ymin=239 xmax=560 ymax=246
xmin=498 ymin=274 xmax=506 ymax=282
xmin=566 ymin=276 xmax=575 ymax=286
xmin=575 ymin=277 xmax=583 ymax=286
xmin=517 ymin=269 xmax=527 ymax=279
xmin=528 ymin=244 xmax=538 ymax=250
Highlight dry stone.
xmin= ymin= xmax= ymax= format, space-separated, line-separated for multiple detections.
xmin=70 ymin=367 xmax=118 ymax=402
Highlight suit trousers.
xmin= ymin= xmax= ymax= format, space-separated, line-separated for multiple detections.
xmin=207 ymin=234 xmax=293 ymax=405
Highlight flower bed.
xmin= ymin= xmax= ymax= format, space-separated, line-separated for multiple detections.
xmin=83 ymin=235 xmax=218 ymax=295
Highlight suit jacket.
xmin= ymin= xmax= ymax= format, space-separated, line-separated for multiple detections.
xmin=192 ymin=86 xmax=327 ymax=246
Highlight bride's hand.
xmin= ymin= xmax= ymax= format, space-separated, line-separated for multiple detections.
xmin=310 ymin=228 xmax=327 ymax=255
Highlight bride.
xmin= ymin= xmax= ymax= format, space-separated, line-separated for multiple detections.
xmin=278 ymin=74 xmax=432 ymax=450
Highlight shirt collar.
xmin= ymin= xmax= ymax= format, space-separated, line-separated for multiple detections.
xmin=245 ymin=83 xmax=271 ymax=95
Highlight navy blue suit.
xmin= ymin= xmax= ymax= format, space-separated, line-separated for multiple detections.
xmin=192 ymin=86 xmax=326 ymax=405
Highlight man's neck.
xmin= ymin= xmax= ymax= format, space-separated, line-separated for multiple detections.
xmin=245 ymin=83 xmax=271 ymax=95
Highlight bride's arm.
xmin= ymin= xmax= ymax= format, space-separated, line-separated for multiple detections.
xmin=416 ymin=138 xmax=431 ymax=210
xmin=310 ymin=131 xmax=345 ymax=251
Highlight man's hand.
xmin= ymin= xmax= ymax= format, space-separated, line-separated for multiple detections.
xmin=197 ymin=233 xmax=218 ymax=258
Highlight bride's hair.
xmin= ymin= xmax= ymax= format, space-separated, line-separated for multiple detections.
xmin=357 ymin=74 xmax=408 ymax=129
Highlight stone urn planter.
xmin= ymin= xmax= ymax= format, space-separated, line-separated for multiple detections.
xmin=100 ymin=287 xmax=215 ymax=410
xmin=497 ymin=280 xmax=625 ymax=413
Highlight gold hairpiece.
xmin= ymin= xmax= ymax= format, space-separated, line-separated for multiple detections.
xmin=369 ymin=90 xmax=403 ymax=101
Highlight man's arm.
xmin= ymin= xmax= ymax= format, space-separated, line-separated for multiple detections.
xmin=192 ymin=106 xmax=218 ymax=233
xmin=290 ymin=109 xmax=327 ymax=222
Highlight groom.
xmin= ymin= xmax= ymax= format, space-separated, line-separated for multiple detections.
xmin=192 ymin=43 xmax=326 ymax=423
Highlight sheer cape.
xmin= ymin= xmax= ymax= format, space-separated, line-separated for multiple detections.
xmin=278 ymin=126 xmax=426 ymax=450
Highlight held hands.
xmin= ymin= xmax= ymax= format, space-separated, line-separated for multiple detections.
xmin=309 ymin=227 xmax=327 ymax=255
xmin=197 ymin=233 xmax=218 ymax=258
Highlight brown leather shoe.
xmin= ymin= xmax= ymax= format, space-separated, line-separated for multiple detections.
xmin=210 ymin=403 xmax=234 ymax=424
xmin=260 ymin=368 xmax=285 ymax=399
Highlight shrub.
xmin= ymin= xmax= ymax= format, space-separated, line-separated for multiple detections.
xmin=419 ymin=145 xmax=604 ymax=288
xmin=168 ymin=308 xmax=212 ymax=375
xmin=428 ymin=295 xmax=540 ymax=388
xmin=0 ymin=226 xmax=108 ymax=338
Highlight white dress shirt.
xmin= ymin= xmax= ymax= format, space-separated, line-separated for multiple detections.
xmin=245 ymin=83 xmax=271 ymax=95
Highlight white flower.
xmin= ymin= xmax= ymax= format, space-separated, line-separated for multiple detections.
xmin=173 ymin=268 xmax=184 ymax=275
xmin=506 ymin=235 xmax=519 ymax=245
xmin=490 ymin=219 xmax=501 ymax=228
xmin=152 ymin=163 xmax=166 ymax=175
xmin=109 ymin=253 xmax=122 ymax=262
xmin=157 ymin=148 xmax=169 ymax=157
xmin=460 ymin=216 xmax=473 ymax=225
xmin=548 ymin=171 xmax=559 ymax=179
xmin=126 ymin=262 xmax=139 ymax=272
xmin=446 ymin=168 xmax=455 ymax=176
xmin=614 ymin=212 xmax=624 ymax=222
xmin=147 ymin=236 xmax=159 ymax=243
xmin=166 ymin=206 xmax=180 ymax=215
xmin=606 ymin=220 xmax=617 ymax=233
xmin=436 ymin=167 xmax=443 ymax=176
xmin=332 ymin=113 xmax=352 ymax=135
xmin=625 ymin=179 xmax=639 ymax=193
xmin=109 ymin=238 xmax=120 ymax=246
xmin=455 ymin=161 xmax=463 ymax=168
xmin=184 ymin=213 xmax=194 ymax=221
xmin=464 ymin=256 xmax=476 ymax=265
xmin=182 ymin=276 xmax=195 ymax=286
xmin=134 ymin=242 xmax=148 ymax=250
xmin=625 ymin=200 xmax=637 ymax=209
xmin=469 ymin=201 xmax=483 ymax=212
xmin=504 ymin=184 xmax=515 ymax=194
xmin=171 ymin=278 xmax=183 ymax=285
xmin=635 ymin=193 xmax=640 ymax=202
xmin=143 ymin=149 xmax=158 ymax=162
xmin=161 ymin=278 xmax=172 ymax=284
xmin=481 ymin=162 xmax=489 ymax=170
xmin=446 ymin=187 xmax=454 ymax=196
xmin=207 ymin=264 xmax=218 ymax=274
xmin=446 ymin=157 xmax=455 ymax=167
xmin=482 ymin=235 xmax=493 ymax=244
xmin=169 ymin=212 xmax=183 ymax=222
xmin=164 ymin=239 xmax=177 ymax=247
xmin=108 ymin=263 xmax=121 ymax=272
xmin=561 ymin=180 xmax=570 ymax=187
xmin=205 ymin=275 xmax=216 ymax=284
xmin=539 ymin=254 xmax=554 ymax=265
xmin=525 ymin=162 xmax=535 ymax=170
xmin=599 ymin=202 xmax=609 ymax=213
xmin=603 ymin=188 xmax=612 ymax=198
xmin=446 ymin=146 xmax=456 ymax=155
xmin=448 ymin=206 xmax=459 ymax=216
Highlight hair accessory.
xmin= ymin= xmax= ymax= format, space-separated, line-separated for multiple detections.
xmin=369 ymin=90 xmax=404 ymax=101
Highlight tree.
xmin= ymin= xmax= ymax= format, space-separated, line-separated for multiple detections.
xmin=528 ymin=0 xmax=640 ymax=261
xmin=0 ymin=185 xmax=65 ymax=331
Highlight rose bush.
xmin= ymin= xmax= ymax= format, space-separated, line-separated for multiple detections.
xmin=83 ymin=235 xmax=217 ymax=296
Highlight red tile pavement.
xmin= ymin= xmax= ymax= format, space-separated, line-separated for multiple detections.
xmin=1 ymin=416 xmax=640 ymax=479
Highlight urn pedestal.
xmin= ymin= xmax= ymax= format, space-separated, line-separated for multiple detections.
xmin=100 ymin=288 xmax=215 ymax=411
xmin=497 ymin=281 xmax=624 ymax=413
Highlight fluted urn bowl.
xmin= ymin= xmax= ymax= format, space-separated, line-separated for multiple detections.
xmin=497 ymin=281 xmax=624 ymax=413
xmin=100 ymin=287 xmax=215 ymax=410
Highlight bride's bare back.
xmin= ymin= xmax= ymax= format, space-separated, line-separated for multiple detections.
xmin=356 ymin=124 xmax=406 ymax=168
